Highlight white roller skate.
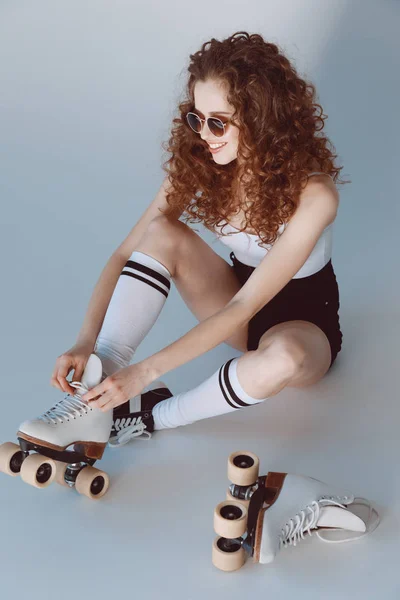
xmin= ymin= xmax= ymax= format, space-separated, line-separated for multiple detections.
xmin=212 ymin=451 xmax=380 ymax=572
xmin=0 ymin=353 xmax=113 ymax=499
xmin=0 ymin=353 xmax=173 ymax=497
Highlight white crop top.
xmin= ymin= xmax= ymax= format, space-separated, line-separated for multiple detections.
xmin=213 ymin=172 xmax=335 ymax=278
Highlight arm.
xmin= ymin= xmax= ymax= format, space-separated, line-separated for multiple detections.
xmin=143 ymin=182 xmax=339 ymax=381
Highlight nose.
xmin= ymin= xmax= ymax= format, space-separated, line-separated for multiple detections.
xmin=200 ymin=124 xmax=211 ymax=141
xmin=200 ymin=119 xmax=218 ymax=142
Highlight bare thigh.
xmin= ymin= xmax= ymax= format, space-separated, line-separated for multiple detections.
xmin=135 ymin=215 xmax=249 ymax=352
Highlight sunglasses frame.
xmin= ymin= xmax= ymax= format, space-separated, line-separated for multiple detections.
xmin=185 ymin=111 xmax=230 ymax=138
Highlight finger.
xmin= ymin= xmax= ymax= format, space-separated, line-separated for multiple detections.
xmin=97 ymin=400 xmax=115 ymax=413
xmin=50 ymin=375 xmax=62 ymax=392
xmin=88 ymin=391 xmax=110 ymax=409
xmin=90 ymin=393 xmax=119 ymax=412
xmin=57 ymin=364 xmax=74 ymax=394
xmin=50 ymin=368 xmax=60 ymax=390
xmin=82 ymin=382 xmax=105 ymax=402
xmin=73 ymin=366 xmax=84 ymax=383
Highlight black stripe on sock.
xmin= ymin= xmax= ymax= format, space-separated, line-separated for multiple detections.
xmin=218 ymin=363 xmax=238 ymax=409
xmin=121 ymin=271 xmax=169 ymax=299
xmin=124 ymin=260 xmax=171 ymax=290
xmin=221 ymin=358 xmax=253 ymax=408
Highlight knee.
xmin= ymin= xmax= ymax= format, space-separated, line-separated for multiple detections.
xmin=146 ymin=215 xmax=183 ymax=250
xmin=258 ymin=335 xmax=306 ymax=377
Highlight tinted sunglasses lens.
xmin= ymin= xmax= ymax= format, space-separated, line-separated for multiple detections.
xmin=186 ymin=113 xmax=201 ymax=133
xmin=209 ymin=118 xmax=225 ymax=137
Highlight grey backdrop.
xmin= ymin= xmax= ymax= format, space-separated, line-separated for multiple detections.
xmin=0 ymin=1 xmax=398 ymax=599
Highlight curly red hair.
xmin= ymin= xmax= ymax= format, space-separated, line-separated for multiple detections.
xmin=160 ymin=31 xmax=350 ymax=246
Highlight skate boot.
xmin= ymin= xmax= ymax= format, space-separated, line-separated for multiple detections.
xmin=212 ymin=451 xmax=380 ymax=572
xmin=108 ymin=381 xmax=173 ymax=448
xmin=0 ymin=353 xmax=113 ymax=499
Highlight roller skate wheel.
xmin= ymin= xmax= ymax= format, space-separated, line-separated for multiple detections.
xmin=227 ymin=451 xmax=259 ymax=486
xmin=53 ymin=460 xmax=70 ymax=487
xmin=214 ymin=500 xmax=248 ymax=538
xmin=0 ymin=442 xmax=25 ymax=477
xmin=20 ymin=453 xmax=57 ymax=488
xmin=226 ymin=487 xmax=250 ymax=509
xmin=75 ymin=465 xmax=109 ymax=499
xmin=212 ymin=536 xmax=246 ymax=572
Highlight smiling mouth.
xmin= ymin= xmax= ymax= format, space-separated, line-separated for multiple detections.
xmin=208 ymin=142 xmax=228 ymax=154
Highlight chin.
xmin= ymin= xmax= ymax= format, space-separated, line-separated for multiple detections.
xmin=213 ymin=153 xmax=236 ymax=164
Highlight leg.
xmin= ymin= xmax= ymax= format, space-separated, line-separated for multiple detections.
xmin=254 ymin=320 xmax=333 ymax=389
xmin=134 ymin=214 xmax=249 ymax=352
xmin=152 ymin=344 xmax=299 ymax=430
xmin=94 ymin=213 xmax=248 ymax=381
xmin=152 ymin=327 xmax=329 ymax=430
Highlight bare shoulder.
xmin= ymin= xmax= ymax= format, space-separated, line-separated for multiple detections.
xmin=287 ymin=174 xmax=339 ymax=232
xmin=299 ymin=173 xmax=339 ymax=211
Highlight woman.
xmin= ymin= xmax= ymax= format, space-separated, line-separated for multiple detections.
xmin=49 ymin=31 xmax=347 ymax=438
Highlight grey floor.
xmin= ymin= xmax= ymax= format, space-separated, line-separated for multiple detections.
xmin=0 ymin=309 xmax=398 ymax=599
xmin=1 ymin=0 xmax=399 ymax=598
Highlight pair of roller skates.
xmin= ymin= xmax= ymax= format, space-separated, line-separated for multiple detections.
xmin=0 ymin=353 xmax=380 ymax=570
xmin=0 ymin=353 xmax=172 ymax=498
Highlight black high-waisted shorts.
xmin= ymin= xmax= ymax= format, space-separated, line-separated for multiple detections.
xmin=230 ymin=251 xmax=343 ymax=370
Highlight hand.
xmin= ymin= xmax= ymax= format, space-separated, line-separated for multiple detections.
xmin=50 ymin=341 xmax=95 ymax=395
xmin=81 ymin=362 xmax=155 ymax=412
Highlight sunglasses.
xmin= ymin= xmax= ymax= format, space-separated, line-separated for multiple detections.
xmin=186 ymin=112 xmax=231 ymax=138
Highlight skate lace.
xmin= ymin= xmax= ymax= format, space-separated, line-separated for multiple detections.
xmin=38 ymin=381 xmax=93 ymax=425
xmin=108 ymin=422 xmax=152 ymax=448
xmin=278 ymin=496 xmax=380 ymax=549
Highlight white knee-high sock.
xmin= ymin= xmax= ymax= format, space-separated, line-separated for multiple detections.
xmin=94 ymin=250 xmax=171 ymax=377
xmin=152 ymin=357 xmax=269 ymax=429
